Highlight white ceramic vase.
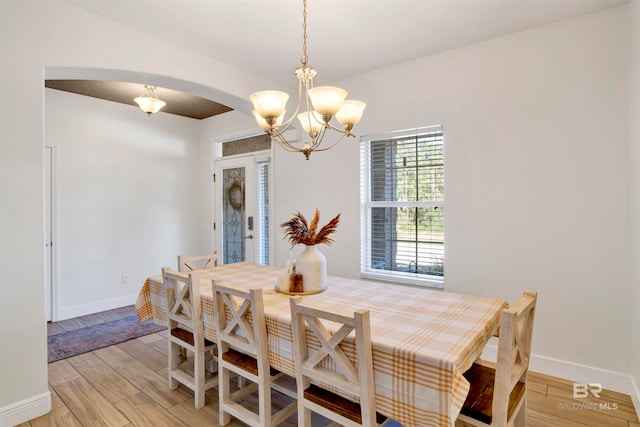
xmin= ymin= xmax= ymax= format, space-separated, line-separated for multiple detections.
xmin=295 ymin=245 xmax=326 ymax=292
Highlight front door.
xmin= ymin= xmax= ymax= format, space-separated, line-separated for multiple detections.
xmin=214 ymin=155 xmax=258 ymax=264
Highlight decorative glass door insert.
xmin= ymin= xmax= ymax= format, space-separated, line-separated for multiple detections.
xmin=222 ymin=167 xmax=246 ymax=264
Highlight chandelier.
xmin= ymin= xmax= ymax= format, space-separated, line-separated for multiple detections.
xmin=134 ymin=85 xmax=166 ymax=116
xmin=249 ymin=0 xmax=366 ymax=160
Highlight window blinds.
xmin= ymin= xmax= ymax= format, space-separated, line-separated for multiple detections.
xmin=361 ymin=125 xmax=444 ymax=286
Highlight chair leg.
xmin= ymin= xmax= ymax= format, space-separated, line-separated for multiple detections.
xmin=168 ymin=340 xmax=180 ymax=390
xmin=194 ymin=347 xmax=206 ymax=409
xmin=298 ymin=398 xmax=311 ymax=427
xmin=207 ymin=348 xmax=216 ymax=374
xmin=219 ymin=367 xmax=231 ymax=426
xmin=514 ymin=396 xmax=527 ymax=427
xmin=258 ymin=378 xmax=271 ymax=427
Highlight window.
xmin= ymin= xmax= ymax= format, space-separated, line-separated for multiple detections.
xmin=360 ymin=126 xmax=444 ymax=287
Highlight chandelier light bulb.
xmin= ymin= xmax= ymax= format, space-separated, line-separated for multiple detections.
xmin=250 ymin=91 xmax=289 ymax=120
xmin=253 ymin=110 xmax=285 ymax=131
xmin=336 ymin=100 xmax=367 ymax=128
xmin=307 ymin=86 xmax=348 ymax=116
xmin=297 ymin=111 xmax=323 ymax=137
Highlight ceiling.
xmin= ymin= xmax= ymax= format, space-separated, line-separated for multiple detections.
xmin=55 ymin=0 xmax=627 ymax=120
xmin=45 ymin=80 xmax=231 ymax=120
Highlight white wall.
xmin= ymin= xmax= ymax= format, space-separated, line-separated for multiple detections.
xmin=45 ymin=88 xmax=204 ymax=320
xmin=271 ymin=6 xmax=632 ymax=390
xmin=0 ymin=1 xmax=277 ymax=424
xmin=629 ymin=0 xmax=640 ymax=411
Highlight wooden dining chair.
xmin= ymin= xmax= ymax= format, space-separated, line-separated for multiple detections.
xmin=289 ymin=297 xmax=388 ymax=427
xmin=163 ymin=267 xmax=218 ymax=409
xmin=178 ymin=251 xmax=219 ymax=272
xmin=212 ymin=282 xmax=297 ymax=427
xmin=456 ymin=291 xmax=538 ymax=427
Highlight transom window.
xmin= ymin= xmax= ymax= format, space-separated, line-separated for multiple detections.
xmin=360 ymin=126 xmax=444 ymax=287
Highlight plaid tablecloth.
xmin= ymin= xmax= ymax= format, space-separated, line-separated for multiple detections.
xmin=135 ymin=262 xmax=506 ymax=427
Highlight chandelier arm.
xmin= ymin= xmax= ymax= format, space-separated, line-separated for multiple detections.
xmin=272 ymin=132 xmax=303 ymax=153
xmin=309 ymin=125 xmax=329 ymax=150
xmin=305 ymin=85 xmax=314 ymax=112
xmin=321 ymin=120 xmax=351 ymax=135
xmin=271 ymin=138 xmax=298 ymax=153
xmin=267 ymin=118 xmax=296 ymax=142
xmin=268 ymin=76 xmax=305 ymax=136
xmin=276 ymin=142 xmax=302 ymax=153
xmin=269 ymin=117 xmax=353 ymax=157
xmin=271 ymin=116 xmax=295 ymax=136
xmin=308 ymin=132 xmax=350 ymax=153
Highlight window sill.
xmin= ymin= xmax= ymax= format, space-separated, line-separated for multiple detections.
xmin=360 ymin=271 xmax=444 ymax=289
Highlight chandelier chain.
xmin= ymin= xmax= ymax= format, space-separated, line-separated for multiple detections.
xmin=301 ymin=0 xmax=308 ymax=66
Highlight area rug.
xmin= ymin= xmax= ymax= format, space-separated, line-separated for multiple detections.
xmin=48 ymin=315 xmax=165 ymax=363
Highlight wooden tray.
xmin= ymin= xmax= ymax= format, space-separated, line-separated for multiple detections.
xmin=274 ymin=285 xmax=327 ymax=296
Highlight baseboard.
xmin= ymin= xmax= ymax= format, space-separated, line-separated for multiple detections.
xmin=481 ymin=342 xmax=636 ymax=396
xmin=56 ymin=293 xmax=139 ymax=321
xmin=0 ymin=391 xmax=50 ymax=427
xmin=631 ymin=376 xmax=640 ymax=420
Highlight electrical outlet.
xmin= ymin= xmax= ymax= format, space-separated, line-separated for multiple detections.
xmin=122 ymin=273 xmax=129 ymax=285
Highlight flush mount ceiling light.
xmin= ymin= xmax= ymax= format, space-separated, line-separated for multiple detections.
xmin=249 ymin=0 xmax=366 ymax=160
xmin=134 ymin=85 xmax=166 ymax=116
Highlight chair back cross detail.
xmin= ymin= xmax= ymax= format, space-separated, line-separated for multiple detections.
xmin=178 ymin=251 xmax=219 ymax=272
xmin=298 ymin=306 xmax=366 ymax=395
xmin=290 ymin=297 xmax=387 ymax=427
xmin=213 ymin=283 xmax=297 ymax=427
xmin=165 ymin=269 xmax=200 ymax=335
xmin=216 ymin=285 xmax=262 ymax=359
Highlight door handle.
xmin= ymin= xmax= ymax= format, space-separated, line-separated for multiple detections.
xmin=244 ymin=234 xmax=254 ymax=239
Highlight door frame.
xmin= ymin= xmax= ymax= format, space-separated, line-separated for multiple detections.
xmin=45 ymin=145 xmax=59 ymax=322
xmin=213 ymin=151 xmax=272 ymax=264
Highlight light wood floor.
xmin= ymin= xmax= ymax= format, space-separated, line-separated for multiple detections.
xmin=46 ymin=305 xmax=138 ymax=337
xmin=19 ymin=309 xmax=640 ymax=427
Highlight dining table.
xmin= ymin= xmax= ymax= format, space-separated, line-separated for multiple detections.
xmin=135 ymin=262 xmax=507 ymax=427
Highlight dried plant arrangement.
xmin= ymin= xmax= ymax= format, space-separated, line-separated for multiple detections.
xmin=280 ymin=208 xmax=340 ymax=247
